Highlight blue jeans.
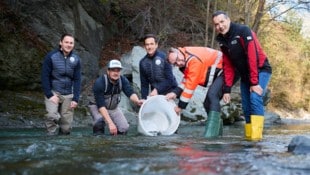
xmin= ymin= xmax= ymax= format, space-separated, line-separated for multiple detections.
xmin=240 ymin=72 xmax=271 ymax=123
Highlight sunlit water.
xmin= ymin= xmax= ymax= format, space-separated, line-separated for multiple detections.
xmin=1 ymin=122 xmax=310 ymax=175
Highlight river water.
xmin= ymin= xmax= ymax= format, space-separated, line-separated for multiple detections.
xmin=1 ymin=121 xmax=310 ymax=175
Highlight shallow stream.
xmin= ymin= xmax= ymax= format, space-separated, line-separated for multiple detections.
xmin=1 ymin=122 xmax=310 ymax=175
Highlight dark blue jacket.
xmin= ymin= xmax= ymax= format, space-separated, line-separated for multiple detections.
xmin=41 ymin=49 xmax=81 ymax=102
xmin=139 ymin=50 xmax=177 ymax=99
xmin=93 ymin=75 xmax=134 ymax=110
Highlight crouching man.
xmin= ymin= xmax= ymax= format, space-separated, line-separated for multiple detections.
xmin=89 ymin=59 xmax=143 ymax=136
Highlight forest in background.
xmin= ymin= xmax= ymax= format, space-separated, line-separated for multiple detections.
xmin=0 ymin=0 xmax=309 ymax=115
xmin=99 ymin=0 xmax=310 ymax=112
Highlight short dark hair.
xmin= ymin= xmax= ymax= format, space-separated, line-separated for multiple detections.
xmin=212 ymin=11 xmax=229 ymax=18
xmin=59 ymin=33 xmax=74 ymax=49
xmin=60 ymin=33 xmax=74 ymax=41
xmin=143 ymin=33 xmax=158 ymax=43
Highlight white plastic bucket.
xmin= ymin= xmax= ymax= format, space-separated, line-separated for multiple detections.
xmin=138 ymin=95 xmax=180 ymax=136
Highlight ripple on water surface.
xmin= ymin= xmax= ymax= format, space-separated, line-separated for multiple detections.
xmin=0 ymin=124 xmax=310 ymax=175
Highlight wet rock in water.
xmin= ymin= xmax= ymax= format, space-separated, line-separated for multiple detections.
xmin=288 ymin=136 xmax=310 ymax=154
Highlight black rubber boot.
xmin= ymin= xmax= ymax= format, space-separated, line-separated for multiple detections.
xmin=93 ymin=119 xmax=105 ymax=135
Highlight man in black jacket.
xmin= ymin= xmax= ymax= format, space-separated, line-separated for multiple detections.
xmin=212 ymin=11 xmax=272 ymax=141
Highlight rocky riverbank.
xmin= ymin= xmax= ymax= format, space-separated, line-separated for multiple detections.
xmin=0 ymin=90 xmax=92 ymax=128
xmin=1 ymin=90 xmax=310 ymax=129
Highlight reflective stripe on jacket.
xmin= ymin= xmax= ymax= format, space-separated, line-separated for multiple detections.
xmin=176 ymin=47 xmax=223 ymax=109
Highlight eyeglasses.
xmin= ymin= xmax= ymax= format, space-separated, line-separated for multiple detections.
xmin=173 ymin=54 xmax=179 ymax=66
xmin=173 ymin=53 xmax=185 ymax=67
xmin=168 ymin=48 xmax=185 ymax=67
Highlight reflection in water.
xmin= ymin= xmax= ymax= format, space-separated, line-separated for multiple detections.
xmin=175 ymin=144 xmax=222 ymax=175
xmin=1 ymin=123 xmax=310 ymax=174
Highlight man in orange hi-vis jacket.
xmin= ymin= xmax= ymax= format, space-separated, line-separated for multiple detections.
xmin=166 ymin=47 xmax=223 ymax=138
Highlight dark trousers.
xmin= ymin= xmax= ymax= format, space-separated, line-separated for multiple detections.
xmin=203 ymin=74 xmax=223 ymax=113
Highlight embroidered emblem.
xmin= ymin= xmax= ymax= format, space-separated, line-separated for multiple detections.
xmin=155 ymin=59 xmax=161 ymax=65
xmin=69 ymin=57 xmax=75 ymax=63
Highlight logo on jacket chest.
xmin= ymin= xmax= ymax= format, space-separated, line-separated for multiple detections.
xmin=69 ymin=56 xmax=76 ymax=63
xmin=230 ymin=35 xmax=241 ymax=45
xmin=231 ymin=40 xmax=237 ymax=45
xmin=155 ymin=59 xmax=161 ymax=65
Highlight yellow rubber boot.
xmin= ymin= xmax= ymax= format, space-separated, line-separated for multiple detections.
xmin=244 ymin=123 xmax=251 ymax=140
xmin=250 ymin=115 xmax=264 ymax=141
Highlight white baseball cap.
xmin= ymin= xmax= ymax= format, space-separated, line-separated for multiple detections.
xmin=107 ymin=59 xmax=123 ymax=69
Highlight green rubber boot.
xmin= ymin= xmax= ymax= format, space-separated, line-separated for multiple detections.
xmin=204 ymin=111 xmax=221 ymax=138
xmin=219 ymin=118 xmax=223 ymax=136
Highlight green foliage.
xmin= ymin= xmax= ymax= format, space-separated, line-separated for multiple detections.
xmin=261 ymin=20 xmax=310 ymax=111
xmin=281 ymin=11 xmax=304 ymax=42
xmin=302 ymin=39 xmax=310 ymax=58
xmin=1 ymin=0 xmax=309 ymax=113
xmin=283 ymin=11 xmax=303 ymax=34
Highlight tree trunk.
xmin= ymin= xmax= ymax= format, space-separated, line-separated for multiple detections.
xmin=227 ymin=0 xmax=232 ymax=16
xmin=244 ymin=0 xmax=250 ymax=25
xmin=252 ymin=0 xmax=266 ymax=34
xmin=211 ymin=0 xmax=218 ymax=48
xmin=204 ymin=0 xmax=211 ymax=46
